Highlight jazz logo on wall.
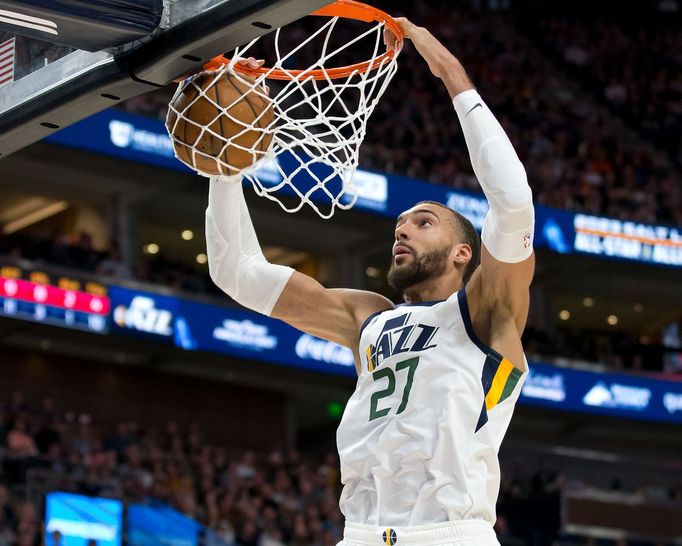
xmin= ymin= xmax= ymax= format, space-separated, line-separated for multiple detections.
xmin=113 ymin=296 xmax=173 ymax=336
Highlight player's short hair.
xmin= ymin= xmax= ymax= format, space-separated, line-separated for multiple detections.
xmin=415 ymin=200 xmax=481 ymax=285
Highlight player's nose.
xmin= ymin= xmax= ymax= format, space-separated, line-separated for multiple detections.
xmin=395 ymin=222 xmax=410 ymax=241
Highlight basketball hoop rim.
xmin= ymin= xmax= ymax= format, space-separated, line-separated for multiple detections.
xmin=202 ymin=0 xmax=403 ymax=81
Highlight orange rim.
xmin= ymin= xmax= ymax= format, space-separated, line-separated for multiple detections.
xmin=202 ymin=0 xmax=403 ymax=81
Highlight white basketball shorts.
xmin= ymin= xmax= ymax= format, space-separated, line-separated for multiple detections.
xmin=339 ymin=520 xmax=500 ymax=546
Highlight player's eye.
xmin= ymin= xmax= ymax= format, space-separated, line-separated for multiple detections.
xmin=420 ymin=219 xmax=432 ymax=226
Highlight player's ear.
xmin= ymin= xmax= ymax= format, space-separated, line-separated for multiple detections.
xmin=452 ymin=243 xmax=472 ymax=266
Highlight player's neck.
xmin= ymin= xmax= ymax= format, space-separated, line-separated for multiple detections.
xmin=402 ymin=275 xmax=463 ymax=304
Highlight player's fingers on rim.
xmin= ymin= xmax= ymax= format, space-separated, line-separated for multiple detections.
xmin=236 ymin=57 xmax=265 ymax=69
xmin=394 ymin=17 xmax=417 ymax=38
xmin=383 ymin=28 xmax=396 ymax=50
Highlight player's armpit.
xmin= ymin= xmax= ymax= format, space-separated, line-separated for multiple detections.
xmin=477 ymin=245 xmax=534 ymax=333
xmin=271 ymin=271 xmax=393 ymax=351
xmin=466 ymin=257 xmax=531 ymax=371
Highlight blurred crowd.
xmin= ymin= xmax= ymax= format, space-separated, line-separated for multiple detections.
xmin=1 ymin=391 xmax=678 ymax=546
xmin=0 ymin=391 xmax=343 ymax=546
xmin=535 ymin=17 xmax=681 ymax=168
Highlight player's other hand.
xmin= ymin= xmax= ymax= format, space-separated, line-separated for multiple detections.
xmin=174 ymin=56 xmax=270 ymax=95
xmin=234 ymin=57 xmax=270 ymax=96
xmin=383 ymin=17 xmax=419 ymax=52
xmin=235 ymin=57 xmax=264 ymax=70
xmin=386 ymin=17 xmax=457 ymax=80
xmin=386 ymin=17 xmax=473 ymax=96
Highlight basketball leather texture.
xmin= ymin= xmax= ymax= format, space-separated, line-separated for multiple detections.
xmin=167 ymin=72 xmax=275 ymax=176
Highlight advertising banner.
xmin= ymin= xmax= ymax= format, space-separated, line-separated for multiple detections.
xmin=108 ymin=286 xmax=357 ymax=377
xmin=520 ymin=362 xmax=682 ymax=425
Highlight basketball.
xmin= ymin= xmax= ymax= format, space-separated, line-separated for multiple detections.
xmin=166 ymin=71 xmax=275 ymax=177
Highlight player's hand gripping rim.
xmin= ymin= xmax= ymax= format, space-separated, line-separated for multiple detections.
xmin=173 ymin=57 xmax=270 ymax=95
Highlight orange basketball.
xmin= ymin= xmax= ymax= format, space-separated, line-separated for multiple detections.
xmin=166 ymin=72 xmax=275 ymax=176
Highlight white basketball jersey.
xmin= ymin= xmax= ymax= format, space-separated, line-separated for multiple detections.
xmin=337 ymin=289 xmax=527 ymax=527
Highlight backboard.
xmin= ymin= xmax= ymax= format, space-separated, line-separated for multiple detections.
xmin=0 ymin=0 xmax=332 ymax=158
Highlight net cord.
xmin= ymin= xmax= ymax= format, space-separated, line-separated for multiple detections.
xmin=166 ymin=12 xmax=400 ymax=218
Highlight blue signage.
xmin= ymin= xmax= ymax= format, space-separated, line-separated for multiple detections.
xmin=520 ymin=362 xmax=682 ymax=425
xmin=45 ymin=109 xmax=681 ymax=268
xmin=108 ymin=286 xmax=357 ymax=377
xmin=47 ymin=109 xmax=193 ymax=172
xmin=109 ymin=286 xmax=180 ymax=342
xmin=533 ymin=209 xmax=682 ymax=267
xmin=45 ymin=492 xmax=123 ymax=546
xmin=128 ymin=504 xmax=200 ymax=546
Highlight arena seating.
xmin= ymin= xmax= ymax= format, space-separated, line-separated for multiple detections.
xmin=1 ymin=392 xmax=677 ymax=546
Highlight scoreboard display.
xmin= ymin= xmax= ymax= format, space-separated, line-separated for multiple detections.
xmin=0 ymin=265 xmax=109 ymax=333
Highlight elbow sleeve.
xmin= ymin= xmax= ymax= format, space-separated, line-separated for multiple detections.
xmin=205 ymin=178 xmax=293 ymax=315
xmin=453 ymin=90 xmax=535 ymax=263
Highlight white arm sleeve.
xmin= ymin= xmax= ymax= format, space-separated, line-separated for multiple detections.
xmin=453 ymin=89 xmax=535 ymax=263
xmin=205 ymin=176 xmax=294 ymax=316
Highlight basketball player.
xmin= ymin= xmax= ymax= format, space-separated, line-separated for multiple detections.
xmin=205 ymin=18 xmax=534 ymax=546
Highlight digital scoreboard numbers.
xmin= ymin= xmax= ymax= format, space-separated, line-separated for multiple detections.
xmin=0 ymin=266 xmax=110 ymax=334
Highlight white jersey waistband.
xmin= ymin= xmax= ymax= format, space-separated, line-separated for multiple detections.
xmin=343 ymin=520 xmax=497 ymax=546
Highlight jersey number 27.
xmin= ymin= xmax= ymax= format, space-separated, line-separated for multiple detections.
xmin=369 ymin=357 xmax=420 ymax=421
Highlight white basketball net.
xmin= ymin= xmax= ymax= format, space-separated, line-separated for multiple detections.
xmin=166 ymin=9 xmax=401 ymax=219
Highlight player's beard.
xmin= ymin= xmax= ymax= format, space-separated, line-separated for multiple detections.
xmin=387 ymin=244 xmax=453 ymax=293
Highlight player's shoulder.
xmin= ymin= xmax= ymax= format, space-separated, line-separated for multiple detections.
xmin=328 ymin=288 xmax=394 ymax=313
xmin=328 ymin=288 xmax=394 ymax=329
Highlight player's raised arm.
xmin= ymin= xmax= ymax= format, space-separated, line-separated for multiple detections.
xmin=392 ymin=19 xmax=534 ymax=335
xmin=205 ymin=175 xmax=393 ymax=361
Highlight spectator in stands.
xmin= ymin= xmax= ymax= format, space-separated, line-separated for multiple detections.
xmin=6 ymin=418 xmax=37 ymax=459
xmin=0 ymin=485 xmax=17 ymax=546
xmin=14 ymin=502 xmax=39 ymax=546
xmin=104 ymin=421 xmax=137 ymax=458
